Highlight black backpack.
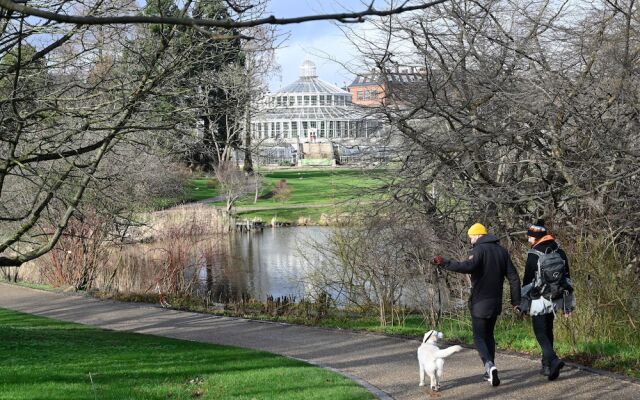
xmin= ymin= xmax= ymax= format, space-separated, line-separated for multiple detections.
xmin=528 ymin=248 xmax=566 ymax=299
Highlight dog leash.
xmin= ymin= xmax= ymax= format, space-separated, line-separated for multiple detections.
xmin=434 ymin=264 xmax=444 ymax=329
xmin=423 ymin=269 xmax=444 ymax=343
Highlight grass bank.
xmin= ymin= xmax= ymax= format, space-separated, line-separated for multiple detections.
xmin=0 ymin=307 xmax=374 ymax=400
xmin=187 ymin=177 xmax=220 ymax=201
xmin=235 ymin=205 xmax=335 ymax=225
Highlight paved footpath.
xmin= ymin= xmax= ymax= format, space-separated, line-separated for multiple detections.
xmin=1 ymin=283 xmax=639 ymax=400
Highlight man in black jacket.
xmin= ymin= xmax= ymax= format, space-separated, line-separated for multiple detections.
xmin=433 ymin=223 xmax=521 ymax=387
xmin=523 ymin=220 xmax=571 ymax=381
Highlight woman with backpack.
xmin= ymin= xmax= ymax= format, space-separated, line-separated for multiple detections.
xmin=522 ymin=219 xmax=574 ymax=381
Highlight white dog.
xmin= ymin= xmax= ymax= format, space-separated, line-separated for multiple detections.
xmin=417 ymin=330 xmax=463 ymax=391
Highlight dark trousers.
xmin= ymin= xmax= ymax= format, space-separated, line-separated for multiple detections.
xmin=532 ymin=313 xmax=557 ymax=363
xmin=471 ymin=315 xmax=498 ymax=366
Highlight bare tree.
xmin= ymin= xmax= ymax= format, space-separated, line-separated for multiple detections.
xmin=331 ymin=0 xmax=640 ymax=338
xmin=1 ymin=0 xmax=450 ymax=267
xmin=214 ymin=160 xmax=258 ymax=214
xmin=0 ymin=0 xmax=180 ymax=266
xmin=348 ymin=0 xmax=640 ymax=242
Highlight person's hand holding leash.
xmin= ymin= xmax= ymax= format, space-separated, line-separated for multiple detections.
xmin=432 ymin=256 xmax=443 ymax=265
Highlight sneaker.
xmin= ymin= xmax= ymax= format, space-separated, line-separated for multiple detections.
xmin=489 ymin=366 xmax=500 ymax=387
xmin=548 ymin=359 xmax=565 ymax=381
xmin=540 ymin=359 xmax=550 ymax=376
xmin=482 ymin=371 xmax=490 ymax=381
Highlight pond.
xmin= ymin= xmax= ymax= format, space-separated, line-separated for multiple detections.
xmin=189 ymin=226 xmax=442 ymax=309
xmin=192 ymin=226 xmax=331 ymax=302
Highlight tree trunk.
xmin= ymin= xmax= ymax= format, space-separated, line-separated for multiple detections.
xmin=243 ymin=98 xmax=254 ymax=174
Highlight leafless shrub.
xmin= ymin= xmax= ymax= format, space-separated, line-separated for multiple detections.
xmin=40 ymin=211 xmax=111 ymax=291
xmin=272 ymin=179 xmax=292 ymax=203
xmin=214 ymin=161 xmax=260 ymax=213
xmin=25 ymin=203 xmax=227 ymax=301
xmin=554 ymin=234 xmax=640 ymax=347
xmin=303 ymin=212 xmax=466 ymax=326
xmin=1 ymin=266 xmax=19 ymax=283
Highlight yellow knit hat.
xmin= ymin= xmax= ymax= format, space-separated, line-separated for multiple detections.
xmin=467 ymin=223 xmax=488 ymax=236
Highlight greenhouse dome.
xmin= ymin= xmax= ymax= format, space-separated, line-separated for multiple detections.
xmin=251 ymin=60 xmax=381 ymax=143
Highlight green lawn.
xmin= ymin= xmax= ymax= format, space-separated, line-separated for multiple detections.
xmin=253 ymin=169 xmax=383 ymax=205
xmin=217 ymin=168 xmax=384 ymax=224
xmin=185 ymin=169 xmax=384 ymax=208
xmin=188 ymin=178 xmax=220 ymax=201
xmin=151 ymin=177 xmax=220 ymax=209
xmin=151 ymin=168 xmax=384 ymax=223
xmin=0 ymin=308 xmax=373 ymax=400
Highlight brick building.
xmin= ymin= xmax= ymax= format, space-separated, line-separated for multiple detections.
xmin=347 ymin=65 xmax=426 ymax=106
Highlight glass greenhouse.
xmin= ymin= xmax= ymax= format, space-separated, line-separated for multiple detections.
xmin=251 ymin=60 xmax=381 ymax=143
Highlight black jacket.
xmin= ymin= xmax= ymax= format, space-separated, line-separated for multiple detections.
xmin=441 ymin=234 xmax=521 ymax=318
xmin=523 ymin=238 xmax=570 ymax=287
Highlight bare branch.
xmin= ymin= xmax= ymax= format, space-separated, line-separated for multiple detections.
xmin=0 ymin=0 xmax=450 ymax=29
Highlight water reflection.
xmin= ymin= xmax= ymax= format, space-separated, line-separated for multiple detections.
xmin=195 ymin=227 xmax=330 ymax=302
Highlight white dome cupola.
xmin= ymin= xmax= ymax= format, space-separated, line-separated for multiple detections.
xmin=299 ymin=60 xmax=317 ymax=78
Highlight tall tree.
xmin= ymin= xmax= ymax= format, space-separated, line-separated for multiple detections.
xmin=1 ymin=0 xmax=447 ymax=267
xmin=352 ymin=0 xmax=640 ymax=242
xmin=187 ymin=0 xmax=244 ymax=169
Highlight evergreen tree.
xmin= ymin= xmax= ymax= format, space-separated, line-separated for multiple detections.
xmin=190 ymin=0 xmax=245 ymax=169
xmin=137 ymin=0 xmax=247 ymax=170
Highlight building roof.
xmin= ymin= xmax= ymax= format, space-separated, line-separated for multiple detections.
xmin=277 ymin=79 xmax=350 ymax=95
xmin=255 ymin=105 xmax=371 ymax=121
xmin=349 ymin=70 xmax=426 ymax=87
xmin=275 ymin=60 xmax=350 ymax=95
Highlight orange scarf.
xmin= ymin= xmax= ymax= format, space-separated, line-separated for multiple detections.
xmin=532 ymin=234 xmax=555 ymax=248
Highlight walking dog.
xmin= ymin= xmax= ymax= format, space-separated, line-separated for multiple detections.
xmin=417 ymin=330 xmax=463 ymax=391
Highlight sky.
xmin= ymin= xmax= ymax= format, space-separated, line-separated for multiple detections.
xmin=128 ymin=0 xmax=387 ymax=91
xmin=265 ymin=0 xmax=375 ymax=91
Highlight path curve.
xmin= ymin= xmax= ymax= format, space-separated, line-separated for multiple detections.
xmin=1 ymin=283 xmax=638 ymax=400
